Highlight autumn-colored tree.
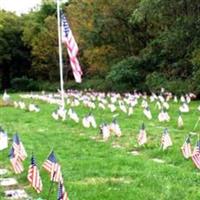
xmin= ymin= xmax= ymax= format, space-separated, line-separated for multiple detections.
xmin=66 ymin=0 xmax=139 ymax=76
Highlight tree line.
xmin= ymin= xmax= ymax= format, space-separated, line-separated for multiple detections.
xmin=0 ymin=0 xmax=200 ymax=95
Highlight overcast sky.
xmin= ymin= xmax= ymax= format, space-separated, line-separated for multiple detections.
xmin=0 ymin=0 xmax=42 ymax=15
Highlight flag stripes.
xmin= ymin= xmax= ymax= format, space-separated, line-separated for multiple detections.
xmin=181 ymin=136 xmax=192 ymax=159
xmin=61 ymin=12 xmax=83 ymax=83
xmin=43 ymin=150 xmax=63 ymax=183
xmin=9 ymin=147 xmax=24 ymax=174
xmin=58 ymin=181 xmax=69 ymax=200
xmin=27 ymin=155 xmax=42 ymax=193
xmin=192 ymin=141 xmax=200 ymax=169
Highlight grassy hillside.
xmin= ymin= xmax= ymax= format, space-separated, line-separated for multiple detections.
xmin=0 ymin=93 xmax=200 ymax=200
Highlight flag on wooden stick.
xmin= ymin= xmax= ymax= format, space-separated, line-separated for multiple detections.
xmin=9 ymin=147 xmax=24 ymax=174
xmin=43 ymin=150 xmax=63 ymax=183
xmin=57 ymin=181 xmax=69 ymax=200
xmin=161 ymin=128 xmax=172 ymax=150
xmin=181 ymin=136 xmax=192 ymax=159
xmin=12 ymin=133 xmax=27 ymax=161
xmin=27 ymin=155 xmax=43 ymax=193
xmin=192 ymin=141 xmax=200 ymax=169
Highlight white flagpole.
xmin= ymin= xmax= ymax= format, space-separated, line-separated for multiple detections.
xmin=57 ymin=0 xmax=65 ymax=108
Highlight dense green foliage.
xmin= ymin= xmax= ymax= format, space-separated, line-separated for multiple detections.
xmin=0 ymin=0 xmax=200 ymax=95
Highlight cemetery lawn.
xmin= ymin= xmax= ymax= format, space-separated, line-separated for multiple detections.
xmin=0 ymin=94 xmax=200 ymax=200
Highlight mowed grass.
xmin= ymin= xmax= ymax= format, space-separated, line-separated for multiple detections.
xmin=0 ymin=93 xmax=200 ymax=200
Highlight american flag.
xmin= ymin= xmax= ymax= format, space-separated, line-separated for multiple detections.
xmin=27 ymin=155 xmax=43 ymax=193
xmin=181 ymin=136 xmax=192 ymax=159
xmin=43 ymin=150 xmax=63 ymax=182
xmin=161 ymin=128 xmax=172 ymax=150
xmin=61 ymin=12 xmax=83 ymax=83
xmin=57 ymin=181 xmax=69 ymax=200
xmin=192 ymin=141 xmax=200 ymax=169
xmin=12 ymin=133 xmax=27 ymax=161
xmin=9 ymin=147 xmax=24 ymax=174
xmin=137 ymin=123 xmax=147 ymax=146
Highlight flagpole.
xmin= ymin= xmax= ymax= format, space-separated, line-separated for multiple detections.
xmin=57 ymin=0 xmax=65 ymax=108
xmin=47 ymin=171 xmax=56 ymax=200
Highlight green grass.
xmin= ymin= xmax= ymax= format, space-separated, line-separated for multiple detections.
xmin=0 ymin=94 xmax=200 ymax=200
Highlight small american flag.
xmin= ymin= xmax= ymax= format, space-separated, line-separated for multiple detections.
xmin=137 ymin=123 xmax=147 ymax=146
xmin=61 ymin=12 xmax=83 ymax=83
xmin=9 ymin=147 xmax=24 ymax=174
xmin=57 ymin=181 xmax=69 ymax=200
xmin=12 ymin=133 xmax=27 ymax=161
xmin=27 ymin=155 xmax=43 ymax=193
xmin=43 ymin=150 xmax=63 ymax=182
xmin=181 ymin=136 xmax=192 ymax=159
xmin=161 ymin=128 xmax=172 ymax=150
xmin=192 ymin=141 xmax=200 ymax=169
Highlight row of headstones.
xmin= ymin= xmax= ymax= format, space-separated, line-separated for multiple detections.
xmin=0 ymin=168 xmax=31 ymax=200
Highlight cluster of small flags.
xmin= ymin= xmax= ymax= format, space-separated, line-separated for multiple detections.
xmin=100 ymin=119 xmax=122 ymax=141
xmin=135 ymin=124 xmax=173 ymax=150
xmin=18 ymin=90 xmax=200 ymax=145
xmin=1 ymin=89 xmax=200 ymax=200
xmin=82 ymin=113 xmax=97 ymax=128
xmin=2 ymin=132 xmax=68 ymax=199
xmin=52 ymin=107 xmax=67 ymax=121
xmin=181 ymin=136 xmax=200 ymax=169
xmin=19 ymin=91 xmax=199 ymax=122
xmin=68 ymin=108 xmax=79 ymax=123
xmin=13 ymin=100 xmax=40 ymax=113
xmin=9 ymin=134 xmax=27 ymax=174
xmin=3 ymin=90 xmax=200 ymax=162
xmin=136 ymin=124 xmax=200 ymax=169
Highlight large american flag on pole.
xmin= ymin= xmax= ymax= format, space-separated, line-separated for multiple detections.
xmin=27 ymin=155 xmax=43 ymax=193
xmin=61 ymin=12 xmax=83 ymax=83
xmin=43 ymin=150 xmax=63 ymax=183
xmin=192 ymin=141 xmax=200 ymax=169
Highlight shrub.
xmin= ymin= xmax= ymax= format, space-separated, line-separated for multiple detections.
xmin=11 ymin=77 xmax=59 ymax=92
xmin=145 ymin=72 xmax=166 ymax=92
xmin=64 ymin=78 xmax=110 ymax=92
xmin=106 ymin=57 xmax=141 ymax=86
xmin=145 ymin=72 xmax=191 ymax=96
xmin=11 ymin=77 xmax=39 ymax=91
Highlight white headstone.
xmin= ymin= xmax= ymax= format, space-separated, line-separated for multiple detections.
xmin=130 ymin=151 xmax=140 ymax=156
xmin=0 ymin=168 xmax=8 ymax=175
xmin=0 ymin=178 xmax=18 ymax=186
xmin=0 ymin=131 xmax=8 ymax=150
xmin=4 ymin=189 xmax=29 ymax=199
xmin=152 ymin=158 xmax=165 ymax=163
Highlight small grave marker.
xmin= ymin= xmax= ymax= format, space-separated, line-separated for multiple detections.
xmin=152 ymin=158 xmax=165 ymax=163
xmin=0 ymin=178 xmax=18 ymax=186
xmin=5 ymin=189 xmax=29 ymax=199
xmin=0 ymin=168 xmax=8 ymax=175
xmin=130 ymin=151 xmax=140 ymax=156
